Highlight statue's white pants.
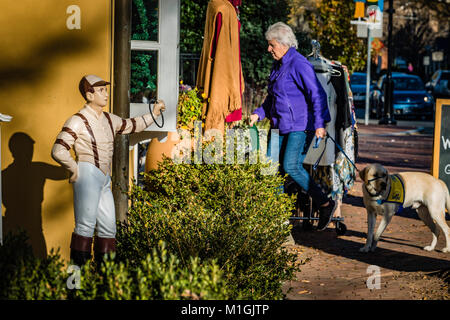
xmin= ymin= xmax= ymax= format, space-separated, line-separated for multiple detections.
xmin=73 ymin=161 xmax=116 ymax=238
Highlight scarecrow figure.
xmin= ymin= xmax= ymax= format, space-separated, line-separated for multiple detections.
xmin=196 ymin=0 xmax=245 ymax=133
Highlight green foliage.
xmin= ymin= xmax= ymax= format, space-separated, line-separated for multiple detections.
xmin=304 ymin=0 xmax=367 ymax=72
xmin=131 ymin=0 xmax=158 ymax=41
xmin=177 ymin=86 xmax=204 ymax=131
xmin=180 ymin=0 xmax=290 ymax=89
xmin=131 ymin=51 xmax=157 ymax=97
xmin=0 ymin=231 xmax=228 ymax=300
xmin=117 ymin=156 xmax=298 ymax=299
xmin=71 ymin=242 xmax=229 ymax=300
xmin=294 ymin=31 xmax=313 ymax=57
xmin=180 ymin=0 xmax=209 ymax=54
xmin=239 ymin=0 xmax=290 ymax=88
xmin=0 ymin=232 xmax=68 ymax=299
xmin=130 ymin=0 xmax=159 ymax=99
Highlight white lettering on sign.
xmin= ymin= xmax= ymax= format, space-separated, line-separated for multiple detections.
xmin=445 ymin=164 xmax=450 ymax=175
xmin=442 ymin=136 xmax=450 ymax=150
xmin=66 ymin=5 xmax=81 ymax=30
xmin=66 ymin=265 xmax=81 ymax=289
xmin=366 ymin=265 xmax=381 ymax=290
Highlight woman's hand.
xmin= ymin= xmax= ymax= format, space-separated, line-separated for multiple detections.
xmin=249 ymin=114 xmax=259 ymax=127
xmin=315 ymin=127 xmax=326 ymax=139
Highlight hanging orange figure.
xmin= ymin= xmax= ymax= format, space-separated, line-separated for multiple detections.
xmin=354 ymin=0 xmax=365 ymax=19
xmin=196 ymin=0 xmax=245 ymax=134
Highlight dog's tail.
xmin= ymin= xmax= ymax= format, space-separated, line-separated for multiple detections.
xmin=438 ymin=179 xmax=450 ymax=213
xmin=447 ymin=188 xmax=450 ymax=214
xmin=445 ymin=182 xmax=450 ymax=214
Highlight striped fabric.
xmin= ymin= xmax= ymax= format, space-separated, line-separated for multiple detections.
xmin=51 ymin=104 xmax=156 ymax=178
xmin=75 ymin=113 xmax=100 ymax=169
xmin=62 ymin=127 xmax=78 ymax=140
xmin=55 ymin=138 xmax=70 ymax=150
xmin=103 ymin=112 xmax=115 ymax=138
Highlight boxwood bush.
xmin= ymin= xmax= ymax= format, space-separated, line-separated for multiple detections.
xmin=0 ymin=231 xmax=228 ymax=300
xmin=0 ymin=232 xmax=68 ymax=299
xmin=1 ymin=150 xmax=300 ymax=300
xmin=117 ymin=157 xmax=298 ymax=299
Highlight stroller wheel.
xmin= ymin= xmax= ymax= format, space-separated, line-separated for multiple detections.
xmin=302 ymin=219 xmax=314 ymax=231
xmin=335 ymin=221 xmax=347 ymax=236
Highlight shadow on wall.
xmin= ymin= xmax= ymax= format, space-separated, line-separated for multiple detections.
xmin=2 ymin=132 xmax=68 ymax=259
xmin=0 ymin=23 xmax=98 ymax=90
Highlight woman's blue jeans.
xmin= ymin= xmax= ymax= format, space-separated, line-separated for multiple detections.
xmin=268 ymin=130 xmax=329 ymax=207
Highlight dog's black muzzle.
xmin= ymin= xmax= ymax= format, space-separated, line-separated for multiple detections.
xmin=365 ymin=176 xmax=387 ymax=197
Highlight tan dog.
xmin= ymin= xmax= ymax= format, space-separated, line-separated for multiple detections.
xmin=359 ymin=163 xmax=450 ymax=253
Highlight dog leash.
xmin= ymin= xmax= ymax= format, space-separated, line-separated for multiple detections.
xmin=312 ymin=136 xmax=328 ymax=172
xmin=325 ymin=132 xmax=360 ymax=173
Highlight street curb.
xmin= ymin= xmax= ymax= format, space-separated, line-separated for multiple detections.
xmin=358 ymin=127 xmax=427 ymax=137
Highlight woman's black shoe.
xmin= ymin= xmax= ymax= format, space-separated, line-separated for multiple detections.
xmin=317 ymin=200 xmax=337 ymax=231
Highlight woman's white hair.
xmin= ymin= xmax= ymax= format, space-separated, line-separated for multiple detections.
xmin=265 ymin=22 xmax=298 ymax=49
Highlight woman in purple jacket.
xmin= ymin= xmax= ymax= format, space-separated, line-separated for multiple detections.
xmin=249 ymin=22 xmax=336 ymax=231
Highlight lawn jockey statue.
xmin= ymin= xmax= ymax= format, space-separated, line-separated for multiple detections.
xmin=51 ymin=74 xmax=165 ymax=266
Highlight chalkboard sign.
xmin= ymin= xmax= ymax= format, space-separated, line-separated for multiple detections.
xmin=432 ymin=99 xmax=450 ymax=195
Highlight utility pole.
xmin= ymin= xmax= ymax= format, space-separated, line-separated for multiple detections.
xmin=112 ymin=0 xmax=132 ymax=222
xmin=379 ymin=0 xmax=396 ymax=125
xmin=365 ymin=27 xmax=372 ymax=126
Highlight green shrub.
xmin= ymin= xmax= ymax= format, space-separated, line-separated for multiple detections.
xmin=0 ymin=231 xmax=68 ymax=299
xmin=117 ymin=157 xmax=298 ymax=299
xmin=177 ymin=86 xmax=203 ymax=132
xmin=0 ymin=231 xmax=228 ymax=300
xmin=72 ymin=241 xmax=229 ymax=300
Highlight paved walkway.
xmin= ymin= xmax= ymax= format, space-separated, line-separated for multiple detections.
xmin=283 ymin=122 xmax=450 ymax=300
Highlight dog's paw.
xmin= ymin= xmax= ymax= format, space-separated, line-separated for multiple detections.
xmin=359 ymin=246 xmax=370 ymax=253
xmin=423 ymin=245 xmax=435 ymax=252
xmin=442 ymin=247 xmax=450 ymax=253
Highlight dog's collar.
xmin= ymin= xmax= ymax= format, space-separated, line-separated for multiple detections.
xmin=376 ymin=174 xmax=405 ymax=214
xmin=364 ymin=175 xmax=387 ymax=197
xmin=365 ymin=174 xmax=388 ymax=197
xmin=364 ymin=184 xmax=384 ymax=198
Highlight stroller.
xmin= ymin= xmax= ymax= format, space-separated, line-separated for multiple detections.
xmin=248 ymin=125 xmax=349 ymax=236
xmin=284 ymin=174 xmax=347 ymax=235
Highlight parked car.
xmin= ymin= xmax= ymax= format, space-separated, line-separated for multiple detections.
xmin=350 ymin=72 xmax=375 ymax=109
xmin=425 ymin=70 xmax=450 ymax=98
xmin=394 ymin=57 xmax=408 ymax=72
xmin=370 ymin=73 xmax=434 ymax=119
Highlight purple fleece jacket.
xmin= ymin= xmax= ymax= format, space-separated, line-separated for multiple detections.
xmin=253 ymin=47 xmax=330 ymax=134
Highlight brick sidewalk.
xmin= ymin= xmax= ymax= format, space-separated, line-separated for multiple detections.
xmin=283 ymin=123 xmax=450 ymax=300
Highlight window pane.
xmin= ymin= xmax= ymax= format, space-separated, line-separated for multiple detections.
xmin=130 ymin=50 xmax=158 ymax=103
xmin=132 ymin=0 xmax=159 ymax=41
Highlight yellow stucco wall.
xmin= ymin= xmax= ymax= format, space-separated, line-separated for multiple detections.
xmin=0 ymin=0 xmax=113 ymax=261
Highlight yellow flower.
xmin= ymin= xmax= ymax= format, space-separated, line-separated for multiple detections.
xmin=192 ymin=116 xmax=197 ymax=121
xmin=181 ymin=125 xmax=188 ymax=130
xmin=191 ymin=106 xmax=195 ymax=111
xmin=201 ymin=92 xmax=207 ymax=99
xmin=180 ymin=80 xmax=183 ymax=84
xmin=201 ymin=123 xmax=205 ymax=128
